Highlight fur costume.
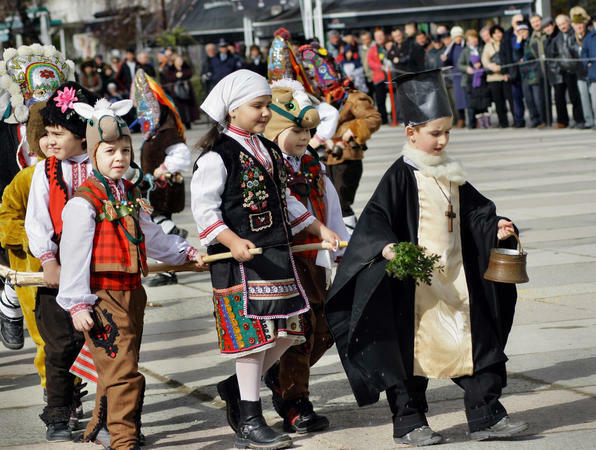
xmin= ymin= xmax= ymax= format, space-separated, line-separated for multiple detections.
xmin=326 ymin=90 xmax=382 ymax=164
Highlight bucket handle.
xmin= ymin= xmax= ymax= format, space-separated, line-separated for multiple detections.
xmin=497 ymin=232 xmax=524 ymax=254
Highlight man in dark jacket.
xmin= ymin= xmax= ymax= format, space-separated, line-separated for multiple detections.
xmin=115 ymin=48 xmax=138 ymax=96
xmin=210 ymin=39 xmax=243 ymax=86
xmin=501 ymin=14 xmax=526 ymax=127
xmin=552 ymin=14 xmax=585 ymax=127
xmin=409 ymin=32 xmax=428 ymax=72
xmin=544 ymin=18 xmax=566 ymax=126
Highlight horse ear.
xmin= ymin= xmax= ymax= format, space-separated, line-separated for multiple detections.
xmin=110 ymin=99 xmax=133 ymax=116
xmin=272 ymin=87 xmax=293 ymax=104
xmin=72 ymin=102 xmax=94 ymax=120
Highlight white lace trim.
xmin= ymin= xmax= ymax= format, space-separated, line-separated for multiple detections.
xmin=401 ymin=143 xmax=466 ymax=185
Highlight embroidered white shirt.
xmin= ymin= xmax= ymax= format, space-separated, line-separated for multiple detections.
xmin=191 ymin=126 xmax=314 ymax=246
xmin=25 ymin=154 xmax=92 ymax=264
xmin=283 ymin=154 xmax=350 ymax=261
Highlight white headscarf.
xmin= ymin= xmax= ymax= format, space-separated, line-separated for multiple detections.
xmin=201 ymin=69 xmax=272 ymax=124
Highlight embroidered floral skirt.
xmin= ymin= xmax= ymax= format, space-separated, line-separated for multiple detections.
xmin=209 ymin=245 xmax=309 ymax=357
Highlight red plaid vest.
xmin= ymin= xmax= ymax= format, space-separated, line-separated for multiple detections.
xmin=285 ymin=154 xmax=327 ymax=260
xmin=74 ymin=177 xmax=148 ymax=291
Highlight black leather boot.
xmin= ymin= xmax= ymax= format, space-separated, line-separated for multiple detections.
xmin=235 ymin=400 xmax=292 ymax=449
xmin=217 ymin=374 xmax=241 ymax=431
xmin=281 ymin=396 xmax=329 ymax=434
xmin=0 ymin=310 xmax=24 ymax=350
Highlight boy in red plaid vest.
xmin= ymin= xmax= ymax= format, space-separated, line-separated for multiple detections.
xmin=25 ymin=82 xmax=100 ymax=441
xmin=262 ymin=79 xmax=350 ymax=433
xmin=56 ymin=98 xmax=205 ymax=449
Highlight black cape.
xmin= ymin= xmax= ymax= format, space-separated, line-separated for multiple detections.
xmin=325 ymin=157 xmax=518 ymax=406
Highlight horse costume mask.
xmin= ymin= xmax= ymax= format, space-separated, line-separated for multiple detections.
xmin=264 ymin=79 xmax=320 ymax=142
xmin=72 ymin=98 xmax=133 ymax=168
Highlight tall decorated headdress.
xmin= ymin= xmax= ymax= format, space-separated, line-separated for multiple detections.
xmin=296 ymin=42 xmax=347 ymax=105
xmin=268 ymin=28 xmax=315 ymax=96
xmin=131 ymin=68 xmax=185 ymax=140
xmin=0 ymin=44 xmax=75 ymax=123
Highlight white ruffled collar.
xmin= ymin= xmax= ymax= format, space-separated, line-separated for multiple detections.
xmin=401 ymin=143 xmax=466 ymax=185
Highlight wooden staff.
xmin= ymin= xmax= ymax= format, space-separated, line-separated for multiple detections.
xmin=0 ymin=241 xmax=348 ymax=287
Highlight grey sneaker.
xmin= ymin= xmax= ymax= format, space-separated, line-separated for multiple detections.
xmin=95 ymin=427 xmax=111 ymax=449
xmin=394 ymin=426 xmax=443 ymax=446
xmin=470 ymin=416 xmax=528 ymax=440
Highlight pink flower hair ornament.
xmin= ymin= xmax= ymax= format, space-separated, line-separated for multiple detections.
xmin=53 ymin=86 xmax=78 ymax=113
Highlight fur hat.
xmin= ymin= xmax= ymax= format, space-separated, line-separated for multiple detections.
xmin=72 ymin=98 xmax=133 ymax=169
xmin=0 ymin=44 xmax=75 ymax=123
xmin=570 ymin=6 xmax=590 ymax=24
xmin=450 ymin=26 xmax=464 ymax=38
xmin=26 ymin=101 xmax=48 ymax=158
xmin=41 ymin=81 xmax=100 ymax=139
xmin=263 ymin=79 xmax=320 ymax=142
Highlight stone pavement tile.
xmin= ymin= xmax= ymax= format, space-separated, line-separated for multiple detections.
xmin=475 ymin=174 xmax=596 ymax=192
xmin=492 ymin=191 xmax=596 ymax=210
xmin=508 ymin=347 xmax=596 ymax=394
xmin=524 ymin=265 xmax=596 ymax=295
xmin=523 ymin=249 xmax=596 ymax=267
xmin=505 ymin=202 xmax=596 ymax=221
xmin=521 ymin=225 xmax=596 ymax=244
xmin=507 ymin=318 xmax=594 ymax=356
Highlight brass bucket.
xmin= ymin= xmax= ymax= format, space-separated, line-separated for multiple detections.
xmin=484 ymin=233 xmax=529 ymax=284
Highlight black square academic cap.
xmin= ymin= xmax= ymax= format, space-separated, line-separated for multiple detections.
xmin=393 ymin=68 xmax=453 ymax=126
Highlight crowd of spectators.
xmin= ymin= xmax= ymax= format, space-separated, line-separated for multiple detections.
xmin=339 ymin=8 xmax=596 ymax=129
xmin=76 ymin=47 xmax=200 ymax=130
xmin=79 ymin=6 xmax=596 ymax=132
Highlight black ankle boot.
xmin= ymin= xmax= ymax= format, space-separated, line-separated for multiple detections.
xmin=235 ymin=400 xmax=292 ymax=449
xmin=0 ymin=310 xmax=24 ymax=350
xmin=217 ymin=374 xmax=241 ymax=431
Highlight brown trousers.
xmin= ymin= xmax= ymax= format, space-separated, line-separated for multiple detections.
xmin=278 ymin=256 xmax=334 ymax=401
xmin=83 ymin=287 xmax=147 ymax=450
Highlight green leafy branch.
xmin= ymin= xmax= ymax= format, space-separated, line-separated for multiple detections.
xmin=385 ymin=242 xmax=443 ymax=286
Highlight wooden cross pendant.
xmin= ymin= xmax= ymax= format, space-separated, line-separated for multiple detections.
xmin=445 ymin=204 xmax=456 ymax=232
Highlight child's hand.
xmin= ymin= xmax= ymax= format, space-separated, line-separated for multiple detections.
xmin=497 ymin=220 xmax=515 ymax=240
xmin=319 ymin=226 xmax=341 ymax=251
xmin=43 ymin=260 xmax=61 ymax=288
xmin=194 ymin=252 xmax=209 ymax=269
xmin=72 ymin=311 xmax=94 ymax=332
xmin=230 ymin=238 xmax=256 ymax=262
xmin=153 ymin=166 xmax=167 ymax=179
xmin=382 ymin=243 xmax=397 ymax=261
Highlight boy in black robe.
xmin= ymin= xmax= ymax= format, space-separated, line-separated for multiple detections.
xmin=325 ymin=69 xmax=528 ymax=446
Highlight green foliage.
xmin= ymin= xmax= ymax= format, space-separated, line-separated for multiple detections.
xmin=157 ymin=27 xmax=195 ymax=48
xmin=385 ymin=242 xmax=443 ymax=286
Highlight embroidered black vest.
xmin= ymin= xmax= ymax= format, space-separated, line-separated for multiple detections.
xmin=203 ymin=135 xmax=293 ymax=249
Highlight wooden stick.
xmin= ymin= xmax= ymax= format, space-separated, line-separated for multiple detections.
xmin=0 ymin=241 xmax=349 ymax=287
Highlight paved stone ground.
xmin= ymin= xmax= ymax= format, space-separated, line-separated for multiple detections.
xmin=1 ymin=124 xmax=595 ymax=449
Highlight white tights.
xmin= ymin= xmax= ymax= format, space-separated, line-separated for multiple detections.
xmin=235 ymin=338 xmax=295 ymax=401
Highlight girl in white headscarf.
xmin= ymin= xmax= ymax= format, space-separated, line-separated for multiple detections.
xmin=191 ymin=70 xmax=340 ymax=449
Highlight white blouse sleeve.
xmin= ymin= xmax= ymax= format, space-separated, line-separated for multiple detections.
xmin=141 ymin=211 xmax=190 ymax=264
xmin=163 ymin=142 xmax=191 ymax=174
xmin=191 ymin=151 xmax=229 ymax=246
xmin=323 ymin=174 xmax=351 ymax=258
xmin=56 ymin=197 xmax=97 ymax=311
xmin=286 ymin=188 xmax=315 ymax=234
xmin=315 ymin=102 xmax=340 ymax=141
xmin=25 ymin=162 xmax=58 ymax=264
